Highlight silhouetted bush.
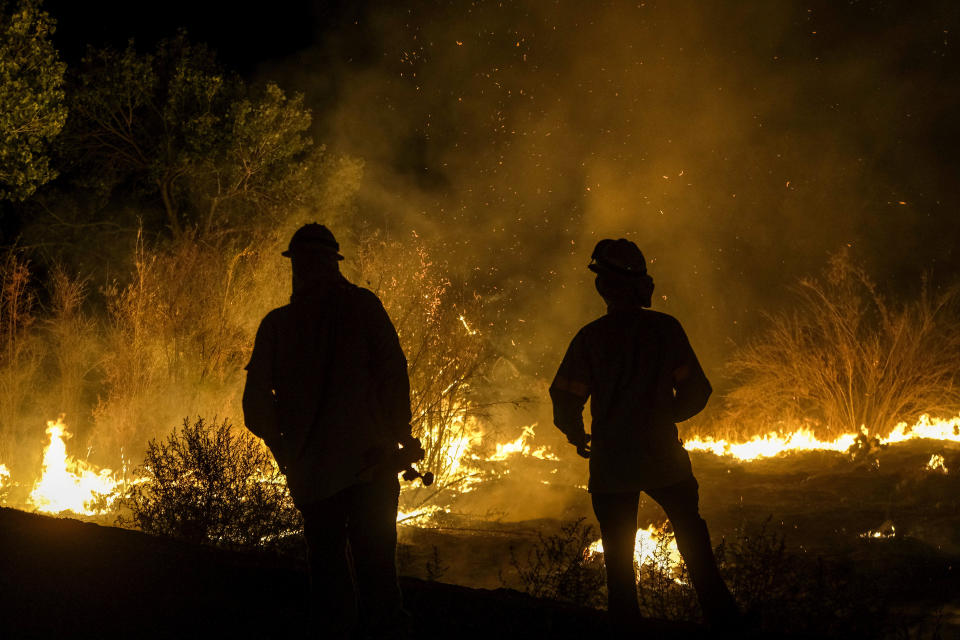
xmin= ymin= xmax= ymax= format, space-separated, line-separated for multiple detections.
xmin=507 ymin=517 xmax=939 ymax=638
xmin=118 ymin=416 xmax=302 ymax=551
xmin=635 ymin=526 xmax=698 ymax=621
xmin=506 ymin=518 xmax=606 ymax=607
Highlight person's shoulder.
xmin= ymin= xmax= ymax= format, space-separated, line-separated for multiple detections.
xmin=341 ymin=283 xmax=391 ymax=317
xmin=579 ymin=315 xmax=609 ymax=333
xmin=253 ymin=305 xmax=291 ymax=336
xmin=576 ymin=315 xmax=616 ymax=341
xmin=642 ymin=310 xmax=690 ymax=342
xmin=262 ymin=305 xmax=292 ymax=323
xmin=346 ymin=283 xmax=384 ymax=306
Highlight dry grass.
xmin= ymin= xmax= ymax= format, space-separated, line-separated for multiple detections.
xmin=44 ymin=266 xmax=100 ymax=442
xmin=92 ymin=228 xmax=275 ymax=459
xmin=0 ymin=249 xmax=40 ymax=463
xmin=723 ymin=250 xmax=960 ymax=438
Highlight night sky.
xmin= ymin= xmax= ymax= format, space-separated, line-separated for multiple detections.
xmin=39 ymin=0 xmax=960 ymax=376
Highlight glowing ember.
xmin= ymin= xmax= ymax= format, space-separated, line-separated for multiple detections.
xmin=926 ymin=454 xmax=948 ymax=473
xmin=28 ymin=417 xmax=119 ymax=515
xmin=684 ymin=414 xmax=960 ymax=461
xmin=860 ymin=520 xmax=896 ymax=539
xmin=587 ymin=523 xmax=683 ymax=576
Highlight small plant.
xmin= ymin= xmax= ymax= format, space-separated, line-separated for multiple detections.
xmin=506 ymin=518 xmax=606 ymax=607
xmin=635 ymin=527 xmax=698 ymax=621
xmin=424 ymin=545 xmax=449 ymax=582
xmin=117 ymin=416 xmax=302 ymax=551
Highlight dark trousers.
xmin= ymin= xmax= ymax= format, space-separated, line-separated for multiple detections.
xmin=300 ymin=477 xmax=402 ymax=639
xmin=591 ymin=476 xmax=739 ymax=628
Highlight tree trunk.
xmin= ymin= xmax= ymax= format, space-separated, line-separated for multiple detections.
xmin=158 ymin=177 xmax=182 ymax=239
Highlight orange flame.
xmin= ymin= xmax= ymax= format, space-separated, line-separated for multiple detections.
xmin=28 ymin=417 xmax=119 ymax=515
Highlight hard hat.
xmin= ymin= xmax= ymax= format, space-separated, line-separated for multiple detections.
xmin=281 ymin=223 xmax=344 ymax=260
xmin=588 ymin=238 xmax=647 ymax=277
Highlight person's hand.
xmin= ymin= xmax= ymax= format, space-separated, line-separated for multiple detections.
xmin=568 ymin=433 xmax=591 ymax=459
xmin=400 ymin=434 xmax=425 ymax=461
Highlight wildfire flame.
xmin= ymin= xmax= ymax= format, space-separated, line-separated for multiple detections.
xmin=485 ymin=424 xmax=559 ymax=462
xmin=28 ymin=417 xmax=120 ymax=516
xmin=683 ymin=414 xmax=960 ymax=461
xmin=926 ymin=454 xmax=948 ymax=473
xmin=587 ymin=523 xmax=684 ymax=577
xmin=0 ymin=463 xmax=10 ymax=499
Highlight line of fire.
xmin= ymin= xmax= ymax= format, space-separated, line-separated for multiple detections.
xmin=1 ymin=1 xmax=959 ymax=638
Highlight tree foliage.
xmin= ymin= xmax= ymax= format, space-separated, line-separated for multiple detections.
xmin=0 ymin=0 xmax=66 ymax=201
xmin=68 ymin=33 xmax=317 ymax=238
xmin=118 ymin=416 xmax=302 ymax=550
xmin=725 ymin=250 xmax=960 ymax=436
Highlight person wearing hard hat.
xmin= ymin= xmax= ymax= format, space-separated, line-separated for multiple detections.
xmin=550 ymin=238 xmax=741 ymax=632
xmin=243 ymin=223 xmax=420 ymax=639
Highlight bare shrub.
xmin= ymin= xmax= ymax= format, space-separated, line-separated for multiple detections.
xmin=715 ymin=519 xmax=889 ymax=637
xmin=352 ymin=231 xmax=493 ymax=491
xmin=506 ymin=518 xmax=606 ymax=607
xmin=724 ymin=250 xmax=960 ymax=438
xmin=118 ymin=416 xmax=302 ymax=551
xmin=635 ymin=528 xmax=698 ymax=621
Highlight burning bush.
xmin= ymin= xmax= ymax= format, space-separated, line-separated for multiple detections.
xmin=118 ymin=416 xmax=302 ymax=551
xmin=724 ymin=250 xmax=960 ymax=438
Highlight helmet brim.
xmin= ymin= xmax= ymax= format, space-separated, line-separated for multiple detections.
xmin=282 ymin=247 xmax=344 ymax=260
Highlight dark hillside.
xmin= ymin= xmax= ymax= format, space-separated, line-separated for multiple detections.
xmin=0 ymin=507 xmax=744 ymax=639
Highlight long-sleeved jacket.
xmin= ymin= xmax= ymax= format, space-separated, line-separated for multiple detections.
xmin=243 ymin=277 xmax=411 ymax=506
xmin=550 ymin=308 xmax=711 ymax=492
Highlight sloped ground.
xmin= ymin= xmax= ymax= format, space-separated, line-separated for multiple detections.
xmin=3 ymin=441 xmax=958 ymax=638
xmin=396 ymin=443 xmax=960 ymax=638
xmin=0 ymin=507 xmax=769 ymax=640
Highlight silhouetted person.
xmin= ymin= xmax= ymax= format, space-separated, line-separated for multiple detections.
xmin=550 ymin=239 xmax=740 ymax=633
xmin=243 ymin=223 xmax=419 ymax=639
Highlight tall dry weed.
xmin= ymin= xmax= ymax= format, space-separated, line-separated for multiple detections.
xmin=44 ymin=266 xmax=100 ymax=442
xmin=0 ymin=249 xmax=40 ymax=463
xmin=724 ymin=250 xmax=960 ymax=437
xmin=94 ymin=229 xmax=274 ymax=460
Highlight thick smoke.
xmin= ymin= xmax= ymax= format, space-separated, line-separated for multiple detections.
xmin=266 ymin=0 xmax=960 ymax=385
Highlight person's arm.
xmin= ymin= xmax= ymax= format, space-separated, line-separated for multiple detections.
xmin=670 ymin=321 xmax=712 ymax=422
xmin=550 ymin=332 xmax=592 ymax=458
xmin=242 ymin=315 xmax=281 ymax=446
xmin=365 ymin=293 xmax=414 ymax=444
